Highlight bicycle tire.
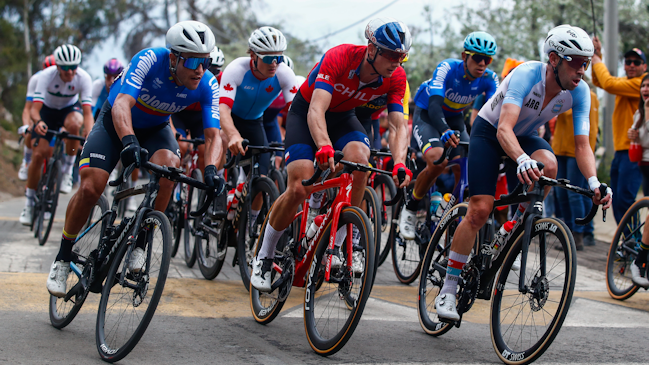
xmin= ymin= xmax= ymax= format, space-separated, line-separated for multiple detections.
xmin=304 ymin=206 xmax=375 ymax=356
xmin=249 ymin=203 xmax=291 ymax=325
xmin=362 ymin=186 xmax=381 ymax=287
xmin=38 ymin=160 xmax=62 ymax=246
xmin=269 ymin=168 xmax=286 ymax=194
xmin=391 ymin=198 xmax=423 ymax=285
xmin=238 ymin=176 xmax=279 ymax=291
xmin=196 ymin=190 xmax=228 ymax=280
xmin=491 ymin=217 xmax=576 ymax=365
xmin=32 ymin=162 xmax=47 ymax=236
xmin=373 ymin=174 xmax=397 ymax=267
xmin=418 ymin=202 xmax=468 ymax=336
xmin=49 ymin=195 xmax=109 ymax=329
xmin=606 ymin=198 xmax=646 ymax=300
xmin=96 ymin=210 xmax=171 ymax=362
xmin=170 ymin=182 xmax=186 ymax=258
xmin=184 ymin=169 xmax=202 ymax=267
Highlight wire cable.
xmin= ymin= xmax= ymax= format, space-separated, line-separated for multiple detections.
xmin=310 ymin=0 xmax=402 ymax=42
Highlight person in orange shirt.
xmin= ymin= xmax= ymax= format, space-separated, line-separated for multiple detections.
xmin=591 ymin=38 xmax=647 ymax=222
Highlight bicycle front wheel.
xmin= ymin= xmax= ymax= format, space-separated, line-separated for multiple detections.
xmin=170 ymin=182 xmax=186 ymax=258
xmin=183 ymin=169 xmax=202 ymax=267
xmin=373 ymin=174 xmax=396 ymax=267
xmin=96 ymin=210 xmax=171 ymax=362
xmin=38 ymin=160 xmax=62 ymax=246
xmin=50 ymin=195 xmax=109 ymax=329
xmin=491 ymin=217 xmax=576 ymax=365
xmin=304 ymin=206 xmax=375 ymax=356
xmin=196 ymin=190 xmax=228 ymax=280
xmin=606 ymin=198 xmax=647 ymax=300
xmin=362 ymin=186 xmax=381 ymax=287
xmin=391 ymin=198 xmax=424 ymax=284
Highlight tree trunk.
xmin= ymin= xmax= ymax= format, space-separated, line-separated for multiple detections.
xmin=23 ymin=0 xmax=32 ymax=78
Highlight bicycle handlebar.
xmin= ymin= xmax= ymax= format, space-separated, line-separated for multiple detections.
xmin=301 ymin=151 xmax=345 ymax=186
xmin=223 ymin=139 xmax=249 ymax=169
xmin=384 ymin=168 xmax=406 ymax=207
xmin=433 ymin=131 xmax=465 ymax=165
xmin=33 ymin=129 xmax=85 ymax=147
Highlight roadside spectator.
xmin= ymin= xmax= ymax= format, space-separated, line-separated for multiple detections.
xmin=553 ymin=77 xmax=599 ymax=250
xmin=591 ymin=37 xmax=647 ymax=223
xmin=627 ymin=74 xmax=649 ymax=194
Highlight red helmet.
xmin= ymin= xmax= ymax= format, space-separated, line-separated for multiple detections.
xmin=42 ymin=55 xmax=56 ymax=69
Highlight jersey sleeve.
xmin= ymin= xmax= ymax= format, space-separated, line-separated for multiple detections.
xmin=201 ymin=72 xmax=221 ymax=129
xmin=568 ymin=81 xmax=591 ymax=136
xmin=219 ymin=58 xmax=245 ymax=109
xmin=502 ymin=63 xmax=540 ymax=108
xmin=33 ymin=67 xmax=55 ymax=104
xmin=78 ymin=69 xmax=94 ymax=106
xmin=26 ymin=73 xmax=39 ymax=101
xmin=484 ymin=70 xmax=499 ymax=100
xmin=277 ymin=63 xmax=299 ymax=104
xmin=313 ymin=47 xmax=347 ymax=94
xmin=91 ymin=79 xmax=104 ymax=107
xmin=403 ymin=80 xmax=411 ymax=119
xmin=386 ymin=67 xmax=406 ymax=113
xmin=118 ymin=48 xmax=161 ymax=100
xmin=426 ymin=60 xmax=453 ymax=98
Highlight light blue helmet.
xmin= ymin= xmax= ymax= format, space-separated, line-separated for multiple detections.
xmin=463 ymin=31 xmax=497 ymax=56
xmin=365 ymin=17 xmax=412 ymax=53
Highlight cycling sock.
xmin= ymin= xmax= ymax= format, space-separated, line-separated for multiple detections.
xmin=63 ymin=154 xmax=76 ymax=176
xmin=217 ymin=168 xmax=224 ymax=178
xmin=512 ymin=202 xmax=529 ymax=222
xmin=334 ymin=226 xmax=347 ymax=248
xmin=56 ymin=230 xmax=78 ymax=262
xmin=237 ymin=167 xmax=246 ymax=184
xmin=309 ymin=191 xmax=324 ymax=209
xmin=25 ymin=188 xmax=35 ymax=207
xmin=258 ymin=223 xmax=284 ymax=260
xmin=23 ymin=146 xmax=32 ymax=164
xmin=637 ymin=248 xmax=649 ymax=266
xmin=440 ymin=251 xmax=469 ymax=296
xmin=406 ymin=190 xmax=423 ymax=211
xmin=250 ymin=209 xmax=260 ymax=225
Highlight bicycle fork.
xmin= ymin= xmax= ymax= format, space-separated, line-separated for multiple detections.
xmin=518 ymin=199 xmax=544 ymax=293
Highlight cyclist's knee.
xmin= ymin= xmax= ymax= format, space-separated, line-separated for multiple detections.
xmin=64 ymin=112 xmax=83 ymax=130
xmin=531 ymin=150 xmax=557 ymax=178
xmin=424 ymin=147 xmax=444 ymax=166
xmin=150 ymin=149 xmax=181 ymax=168
xmin=77 ymin=174 xmax=105 ymax=202
xmin=466 ymin=196 xmax=494 ymax=229
xmin=342 ymin=141 xmax=370 ymax=165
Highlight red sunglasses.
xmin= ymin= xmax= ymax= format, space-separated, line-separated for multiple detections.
xmin=378 ymin=48 xmax=408 ymax=63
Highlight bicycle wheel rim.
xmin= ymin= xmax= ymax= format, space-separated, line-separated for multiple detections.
xmin=491 ymin=218 xmax=576 ymax=364
xmin=183 ymin=170 xmax=201 ymax=267
xmin=304 ymin=207 xmax=375 ymax=356
xmin=197 ymin=217 xmax=227 ymax=280
xmin=391 ymin=201 xmax=423 ymax=284
xmin=96 ymin=211 xmax=171 ymax=362
xmin=39 ymin=161 xmax=62 ymax=245
xmin=374 ymin=175 xmax=396 ymax=266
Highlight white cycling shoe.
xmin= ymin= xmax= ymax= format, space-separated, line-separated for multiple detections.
xmin=60 ymin=174 xmax=73 ymax=194
xmin=47 ymin=260 xmax=71 ymax=297
xmin=129 ymin=247 xmax=146 ymax=273
xmin=250 ymin=257 xmax=272 ymax=292
xmin=19 ymin=206 xmax=33 ymax=226
xmin=630 ymin=261 xmax=649 ymax=288
xmin=434 ymin=293 xmax=460 ymax=321
xmin=18 ymin=161 xmax=29 ymax=181
xmin=398 ymin=205 xmax=417 ymax=240
xmin=511 ymin=253 xmax=522 ymax=272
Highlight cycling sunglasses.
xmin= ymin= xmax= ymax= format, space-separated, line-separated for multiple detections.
xmin=625 ymin=59 xmax=644 ymax=66
xmin=178 ymin=55 xmax=212 ymax=70
xmin=254 ymin=52 xmax=284 ymax=65
xmin=209 ymin=66 xmax=221 ymax=76
xmin=560 ymin=54 xmax=591 ymax=71
xmin=378 ymin=48 xmax=408 ymax=63
xmin=465 ymin=51 xmax=493 ymax=65
xmin=59 ymin=65 xmax=78 ymax=71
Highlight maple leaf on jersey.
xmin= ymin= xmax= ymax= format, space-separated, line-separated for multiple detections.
xmin=223 ymin=83 xmax=233 ymax=91
xmin=265 ymin=85 xmax=274 ymax=93
xmin=290 ymin=86 xmax=298 ymax=93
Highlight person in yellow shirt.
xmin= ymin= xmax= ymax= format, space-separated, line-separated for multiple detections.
xmin=552 ymin=84 xmax=599 ymax=249
xmin=591 ymin=37 xmax=647 ymax=222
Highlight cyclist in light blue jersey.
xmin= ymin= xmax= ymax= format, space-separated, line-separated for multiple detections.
xmin=432 ymin=25 xmax=613 ymax=321
xmin=400 ymin=31 xmax=499 ymax=239
xmin=46 ymin=20 xmax=226 ymax=297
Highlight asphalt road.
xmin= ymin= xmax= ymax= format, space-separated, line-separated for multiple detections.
xmin=0 ymin=188 xmax=648 ymax=364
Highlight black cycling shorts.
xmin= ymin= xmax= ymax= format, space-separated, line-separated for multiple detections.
xmin=78 ymin=102 xmax=180 ymax=173
xmin=32 ymin=102 xmax=82 ymax=143
xmin=468 ymin=116 xmax=552 ymax=197
xmin=410 ymin=106 xmax=468 ymax=158
xmin=171 ymin=109 xmax=204 ymax=139
xmin=284 ymin=91 xmax=370 ymax=165
xmin=232 ymin=113 xmax=270 ymax=176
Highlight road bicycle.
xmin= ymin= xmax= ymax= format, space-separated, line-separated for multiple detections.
xmin=48 ymin=151 xmax=216 ymax=362
xmin=366 ymin=149 xmax=397 ymax=268
xmin=249 ymin=152 xmax=404 ymax=356
xmin=417 ymin=161 xmax=607 ymax=364
xmin=31 ymin=130 xmax=85 ymax=246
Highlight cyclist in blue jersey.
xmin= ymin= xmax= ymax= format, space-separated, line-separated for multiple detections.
xmin=432 ymin=25 xmax=612 ymax=321
xmin=92 ymin=58 xmax=124 ymax=120
xmin=399 ymin=32 xmax=500 ymax=239
xmin=46 ymin=20 xmax=226 ymax=297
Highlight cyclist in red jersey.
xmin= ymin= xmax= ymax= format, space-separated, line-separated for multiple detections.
xmin=251 ymin=18 xmax=413 ymax=292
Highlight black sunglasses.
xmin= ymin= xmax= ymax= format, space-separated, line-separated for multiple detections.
xmin=625 ymin=59 xmax=644 ymax=66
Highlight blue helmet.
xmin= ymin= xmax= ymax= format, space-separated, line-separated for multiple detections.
xmin=365 ymin=18 xmax=412 ymax=54
xmin=463 ymin=31 xmax=497 ymax=56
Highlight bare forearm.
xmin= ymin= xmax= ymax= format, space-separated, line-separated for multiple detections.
xmin=22 ymin=103 xmax=32 ymax=126
xmin=112 ymin=103 xmax=135 ymax=140
xmin=204 ymin=128 xmax=223 ymax=167
xmin=497 ymin=127 xmax=525 ymax=160
xmin=30 ymin=103 xmax=42 ymax=124
xmin=387 ymin=112 xmax=407 ymax=165
xmin=219 ymin=104 xmax=240 ymax=140
xmin=575 ymin=142 xmax=597 ymax=179
xmin=307 ymin=107 xmax=332 ymax=149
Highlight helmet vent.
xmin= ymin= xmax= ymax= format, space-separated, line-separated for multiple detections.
xmin=559 ymin=40 xmax=572 ymax=49
xmin=569 ymin=39 xmax=583 ymax=51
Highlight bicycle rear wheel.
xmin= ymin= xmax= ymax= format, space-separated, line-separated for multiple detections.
xmin=362 ymin=186 xmax=381 ymax=287
xmin=606 ymin=198 xmax=647 ymax=300
xmin=184 ymin=169 xmax=202 ymax=267
xmin=96 ymin=210 xmax=171 ymax=362
xmin=418 ymin=202 xmax=468 ymax=336
xmin=491 ymin=217 xmax=576 ymax=365
xmin=269 ymin=168 xmax=286 ymax=194
xmin=49 ymin=195 xmax=109 ymax=329
xmin=38 ymin=160 xmax=62 ymax=246
xmin=373 ymin=174 xmax=396 ymax=267
xmin=169 ymin=182 xmax=186 ymax=258
xmin=196 ymin=190 xmax=228 ymax=280
xmin=304 ymin=206 xmax=375 ymax=356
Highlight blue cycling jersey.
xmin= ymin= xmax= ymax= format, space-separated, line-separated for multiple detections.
xmin=108 ymin=47 xmax=220 ymax=129
xmin=414 ymin=59 xmax=499 ymax=116
xmin=93 ymin=86 xmax=109 ymax=116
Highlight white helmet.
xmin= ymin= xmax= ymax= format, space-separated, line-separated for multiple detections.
xmin=248 ymin=27 xmax=287 ymax=53
xmin=211 ymin=46 xmax=225 ymax=67
xmin=166 ymin=20 xmax=216 ymax=54
xmin=543 ymin=25 xmax=594 ymax=57
xmin=284 ymin=55 xmax=294 ymax=70
xmin=54 ymin=44 xmax=82 ymax=66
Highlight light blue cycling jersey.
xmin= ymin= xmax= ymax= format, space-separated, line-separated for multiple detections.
xmin=108 ymin=47 xmax=220 ymax=129
xmin=478 ymin=61 xmax=590 ymax=136
xmin=414 ymin=58 xmax=499 ymax=116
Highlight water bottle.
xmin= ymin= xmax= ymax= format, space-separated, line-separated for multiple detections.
xmin=304 ymin=214 xmax=325 ymax=249
xmin=491 ymin=220 xmax=515 ymax=259
xmin=430 ymin=191 xmax=443 ymax=219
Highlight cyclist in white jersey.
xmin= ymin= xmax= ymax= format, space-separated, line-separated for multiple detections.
xmin=19 ymin=45 xmax=94 ymax=226
xmin=433 ymin=25 xmax=613 ymax=321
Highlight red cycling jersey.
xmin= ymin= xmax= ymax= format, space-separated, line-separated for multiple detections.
xmin=300 ymin=44 xmax=406 ymax=113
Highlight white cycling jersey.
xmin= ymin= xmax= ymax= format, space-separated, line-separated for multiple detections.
xmin=25 ymin=70 xmax=42 ymax=102
xmin=33 ymin=65 xmax=92 ymax=110
xmin=91 ymin=78 xmax=105 ymax=107
xmin=478 ymin=61 xmax=590 ymax=137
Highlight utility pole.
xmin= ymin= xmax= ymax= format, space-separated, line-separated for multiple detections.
xmin=602 ymin=0 xmax=618 ymax=162
xmin=176 ymin=0 xmax=181 ymax=23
